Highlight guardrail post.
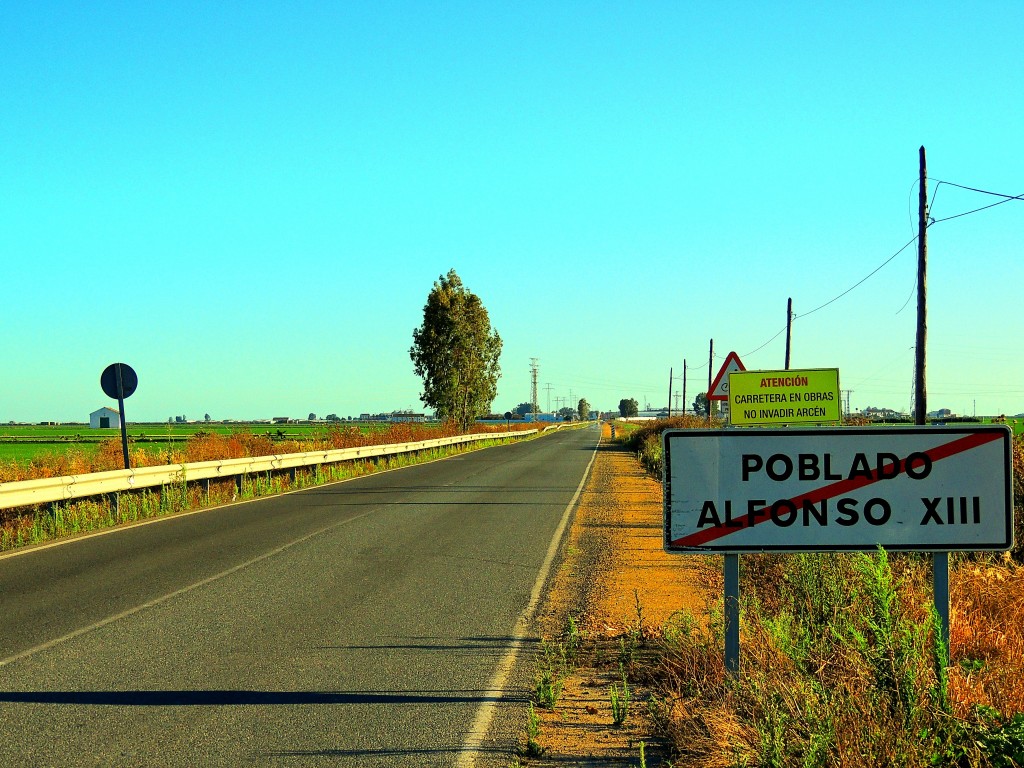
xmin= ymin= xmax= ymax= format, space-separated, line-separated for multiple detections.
xmin=289 ymin=467 xmax=297 ymax=485
xmin=202 ymin=478 xmax=211 ymax=504
xmin=235 ymin=474 xmax=244 ymax=498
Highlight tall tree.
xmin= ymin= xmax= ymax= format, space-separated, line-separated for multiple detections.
xmin=410 ymin=270 xmax=503 ymax=432
xmin=577 ymin=398 xmax=590 ymax=421
xmin=618 ymin=398 xmax=639 ymax=417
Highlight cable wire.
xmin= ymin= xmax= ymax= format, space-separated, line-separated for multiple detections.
xmin=726 ymin=175 xmax=1019 ymax=372
xmin=928 ymin=179 xmax=1024 ymax=223
xmin=795 ymin=235 xmax=918 ymax=319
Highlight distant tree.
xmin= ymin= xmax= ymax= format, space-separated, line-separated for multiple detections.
xmin=308 ymin=412 xmax=317 ymax=421
xmin=693 ymin=393 xmax=719 ymax=416
xmin=326 ymin=413 xmax=341 ymax=422
xmin=204 ymin=413 xmax=211 ymax=422
xmin=557 ymin=406 xmax=576 ymax=421
xmin=514 ymin=402 xmax=535 ymax=417
xmin=618 ymin=398 xmax=639 ymax=417
xmin=578 ymin=398 xmax=590 ymax=420
xmin=410 ymin=269 xmax=503 ymax=432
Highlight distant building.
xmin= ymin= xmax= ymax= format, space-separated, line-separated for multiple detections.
xmin=90 ymin=407 xmax=121 ymax=429
xmin=389 ymin=411 xmax=426 ymax=423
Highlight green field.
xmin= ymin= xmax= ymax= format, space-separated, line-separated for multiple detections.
xmin=956 ymin=416 xmax=1024 ymax=435
xmin=0 ymin=421 xmax=388 ymax=465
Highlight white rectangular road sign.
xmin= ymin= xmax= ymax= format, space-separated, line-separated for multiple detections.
xmin=663 ymin=426 xmax=1013 ymax=553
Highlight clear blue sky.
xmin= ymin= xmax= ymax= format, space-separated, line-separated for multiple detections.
xmin=3 ymin=1 xmax=1022 ymax=422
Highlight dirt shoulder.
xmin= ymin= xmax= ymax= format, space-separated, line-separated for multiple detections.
xmin=518 ymin=423 xmax=710 ymax=765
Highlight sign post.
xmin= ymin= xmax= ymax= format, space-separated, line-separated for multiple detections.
xmin=100 ymin=363 xmax=138 ymax=471
xmin=663 ymin=426 xmax=1014 ymax=673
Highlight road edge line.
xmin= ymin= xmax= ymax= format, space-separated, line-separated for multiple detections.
xmin=456 ymin=425 xmax=601 ymax=766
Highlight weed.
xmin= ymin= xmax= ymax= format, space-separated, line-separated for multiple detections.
xmin=523 ymin=702 xmax=545 ymax=757
xmin=610 ymin=666 xmax=631 ymax=726
xmin=618 ymin=634 xmax=637 ymax=671
xmin=562 ymin=613 xmax=581 ymax=664
xmin=534 ymin=666 xmax=562 ymax=709
xmin=632 ymin=588 xmax=647 ymax=642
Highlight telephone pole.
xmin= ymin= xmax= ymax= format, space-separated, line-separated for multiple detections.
xmin=707 ymin=339 xmax=714 ymax=425
xmin=668 ymin=367 xmax=673 ymax=416
xmin=915 ymin=146 xmax=928 ymax=426
xmin=530 ymin=359 xmax=540 ymax=418
xmin=785 ymin=298 xmax=793 ymax=370
xmin=682 ymin=359 xmax=687 ymax=415
xmin=915 ymin=146 xmax=946 ymax=658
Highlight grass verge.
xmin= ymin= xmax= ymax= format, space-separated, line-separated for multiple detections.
xmin=0 ymin=431 xmax=529 ymax=553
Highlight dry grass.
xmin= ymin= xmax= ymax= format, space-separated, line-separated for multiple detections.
xmin=621 ymin=421 xmax=1024 ymax=767
xmin=0 ymin=421 xmax=535 ymax=483
xmin=0 ymin=421 xmax=537 ymax=551
xmin=650 ymin=552 xmax=1024 ymax=767
xmin=950 ymin=557 xmax=1024 ymax=717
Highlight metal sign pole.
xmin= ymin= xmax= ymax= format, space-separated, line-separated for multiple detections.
xmin=115 ymin=366 xmax=130 ymax=471
xmin=100 ymin=362 xmax=138 ymax=472
xmin=934 ymin=552 xmax=950 ymax=654
xmin=724 ymin=553 xmax=740 ymax=677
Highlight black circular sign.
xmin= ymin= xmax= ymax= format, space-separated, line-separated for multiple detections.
xmin=100 ymin=363 xmax=138 ymax=400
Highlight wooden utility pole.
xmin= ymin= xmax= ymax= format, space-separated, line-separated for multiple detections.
xmin=682 ymin=359 xmax=687 ymax=416
xmin=915 ymin=145 xmax=947 ymax=656
xmin=668 ymin=367 xmax=673 ymax=417
xmin=707 ymin=339 xmax=714 ymax=425
xmin=785 ymin=297 xmax=793 ymax=370
xmin=915 ymin=147 xmax=928 ymax=425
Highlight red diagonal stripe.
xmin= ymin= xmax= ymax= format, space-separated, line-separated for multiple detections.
xmin=670 ymin=430 xmax=1003 ymax=548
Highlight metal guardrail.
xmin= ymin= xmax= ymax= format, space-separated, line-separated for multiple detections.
xmin=0 ymin=429 xmax=539 ymax=512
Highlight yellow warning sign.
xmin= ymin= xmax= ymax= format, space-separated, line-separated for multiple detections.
xmin=728 ymin=368 xmax=841 ymax=426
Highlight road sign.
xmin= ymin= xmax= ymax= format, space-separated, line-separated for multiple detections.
xmin=708 ymin=351 xmax=744 ymax=401
xmin=729 ymin=368 xmax=841 ymax=426
xmin=100 ymin=363 xmax=138 ymax=400
xmin=663 ymin=426 xmax=1013 ymax=553
xmin=100 ymin=362 xmax=137 ymax=470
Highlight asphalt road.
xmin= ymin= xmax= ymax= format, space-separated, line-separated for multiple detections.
xmin=0 ymin=425 xmax=599 ymax=767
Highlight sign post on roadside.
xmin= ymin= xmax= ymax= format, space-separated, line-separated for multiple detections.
xmin=100 ymin=362 xmax=138 ymax=471
xmin=663 ymin=425 xmax=1014 ymax=674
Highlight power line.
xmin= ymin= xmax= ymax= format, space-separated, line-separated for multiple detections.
xmin=931 ymin=179 xmax=1024 ymax=199
xmin=736 ymin=176 xmax=1021 ymax=363
xmin=928 ymin=179 xmax=1023 ymax=224
xmin=796 ymin=236 xmax=918 ymax=320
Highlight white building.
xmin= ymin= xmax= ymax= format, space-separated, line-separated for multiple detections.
xmin=90 ymin=407 xmax=121 ymax=429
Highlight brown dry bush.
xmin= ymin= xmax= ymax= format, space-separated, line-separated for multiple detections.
xmin=654 ymin=549 xmax=1024 ymax=766
xmin=950 ymin=557 xmax=1024 ymax=717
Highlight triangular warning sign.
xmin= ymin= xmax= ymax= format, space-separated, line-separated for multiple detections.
xmin=708 ymin=352 xmax=745 ymax=401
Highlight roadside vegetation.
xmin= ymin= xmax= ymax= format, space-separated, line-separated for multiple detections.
xmin=0 ymin=421 xmax=536 ymax=553
xmin=610 ymin=417 xmax=1024 ymax=766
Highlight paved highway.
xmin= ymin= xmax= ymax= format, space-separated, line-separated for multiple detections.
xmin=0 ymin=425 xmax=599 ymax=766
